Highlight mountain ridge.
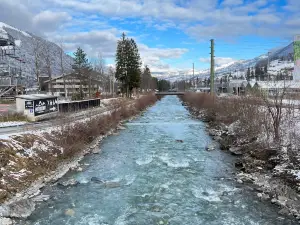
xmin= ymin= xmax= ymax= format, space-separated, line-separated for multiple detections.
xmin=0 ymin=22 xmax=74 ymax=86
xmin=153 ymin=42 xmax=294 ymax=81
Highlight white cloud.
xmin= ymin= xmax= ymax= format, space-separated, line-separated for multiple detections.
xmin=285 ymin=18 xmax=300 ymax=26
xmin=51 ymin=29 xmax=120 ymax=58
xmin=222 ymin=0 xmax=243 ymax=6
xmin=139 ymin=44 xmax=188 ymax=59
xmin=33 ymin=11 xmax=71 ymax=32
xmin=139 ymin=44 xmax=188 ymax=73
xmin=0 ymin=0 xmax=298 ymax=75
xmin=200 ymin=57 xmax=236 ymax=66
xmin=284 ymin=0 xmax=300 ymax=11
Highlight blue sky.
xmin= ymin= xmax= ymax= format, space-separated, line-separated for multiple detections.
xmin=0 ymin=0 xmax=299 ymax=74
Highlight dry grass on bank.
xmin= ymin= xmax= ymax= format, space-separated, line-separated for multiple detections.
xmin=0 ymin=112 xmax=27 ymax=122
xmin=181 ymin=92 xmax=299 ymax=148
xmin=181 ymin=93 xmax=300 ymax=171
xmin=0 ymin=94 xmax=158 ymax=203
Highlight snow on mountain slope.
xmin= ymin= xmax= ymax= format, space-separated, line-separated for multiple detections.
xmin=0 ymin=22 xmax=73 ymax=82
xmin=0 ymin=22 xmax=31 ymax=37
xmin=156 ymin=42 xmax=294 ymax=81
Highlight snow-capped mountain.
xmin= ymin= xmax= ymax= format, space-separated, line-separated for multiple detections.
xmin=155 ymin=42 xmax=294 ymax=82
xmin=0 ymin=22 xmax=73 ymax=81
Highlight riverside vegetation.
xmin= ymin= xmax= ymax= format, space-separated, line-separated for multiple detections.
xmin=181 ymin=92 xmax=300 ymax=219
xmin=0 ymin=94 xmax=157 ymax=206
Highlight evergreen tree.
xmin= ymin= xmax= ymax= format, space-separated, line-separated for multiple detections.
xmin=72 ymin=47 xmax=91 ymax=99
xmin=74 ymin=47 xmax=88 ymax=68
xmin=157 ymin=79 xmax=170 ymax=91
xmin=264 ymin=65 xmax=268 ymax=74
xmin=246 ymin=67 xmax=251 ymax=81
xmin=141 ymin=65 xmax=152 ymax=91
xmin=251 ymin=70 xmax=254 ymax=79
xmin=255 ymin=66 xmax=261 ymax=80
xmin=115 ymin=33 xmax=141 ymax=97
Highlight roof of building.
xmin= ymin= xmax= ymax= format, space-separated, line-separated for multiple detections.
xmin=16 ymin=94 xmax=57 ymax=100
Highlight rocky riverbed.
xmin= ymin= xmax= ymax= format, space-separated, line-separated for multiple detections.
xmin=185 ymin=103 xmax=300 ymax=222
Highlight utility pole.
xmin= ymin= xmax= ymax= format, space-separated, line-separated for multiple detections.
xmin=267 ymin=51 xmax=271 ymax=82
xmin=193 ymin=62 xmax=195 ymax=89
xmin=210 ymin=39 xmax=215 ymax=95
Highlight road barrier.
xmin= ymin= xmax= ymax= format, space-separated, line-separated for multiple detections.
xmin=58 ymin=98 xmax=101 ymax=113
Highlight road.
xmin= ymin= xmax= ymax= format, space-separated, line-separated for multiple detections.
xmin=0 ymin=104 xmax=118 ymax=136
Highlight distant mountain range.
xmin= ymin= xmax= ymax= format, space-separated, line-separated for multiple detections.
xmin=153 ymin=43 xmax=294 ymax=82
xmin=0 ymin=21 xmax=294 ymax=85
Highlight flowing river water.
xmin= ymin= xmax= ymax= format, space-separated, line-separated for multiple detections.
xmin=23 ymin=96 xmax=296 ymax=225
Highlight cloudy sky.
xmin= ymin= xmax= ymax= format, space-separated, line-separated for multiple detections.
xmin=0 ymin=0 xmax=299 ymax=74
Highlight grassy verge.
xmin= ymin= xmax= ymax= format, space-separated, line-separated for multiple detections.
xmin=0 ymin=112 xmax=27 ymax=122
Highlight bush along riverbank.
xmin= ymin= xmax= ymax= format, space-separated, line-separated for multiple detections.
xmin=180 ymin=92 xmax=300 ymax=220
xmin=0 ymin=94 xmax=158 ymax=223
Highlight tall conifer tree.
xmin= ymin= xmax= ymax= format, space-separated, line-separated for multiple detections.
xmin=115 ymin=33 xmax=141 ymax=97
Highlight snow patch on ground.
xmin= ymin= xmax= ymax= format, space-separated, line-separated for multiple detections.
xmin=14 ymin=40 xmax=21 ymax=46
xmin=0 ymin=121 xmax=27 ymax=128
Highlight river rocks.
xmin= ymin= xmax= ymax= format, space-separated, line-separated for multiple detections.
xmin=206 ymin=144 xmax=216 ymax=151
xmin=202 ymin=191 xmax=209 ymax=196
xmin=91 ymin=177 xmax=104 ymax=183
xmin=117 ymin=125 xmax=126 ymax=130
xmin=236 ymin=173 xmax=254 ymax=184
xmin=64 ymin=208 xmax=75 ymax=217
xmin=277 ymin=196 xmax=288 ymax=206
xmin=58 ymin=179 xmax=79 ymax=187
xmin=90 ymin=177 xmax=121 ymax=188
xmin=235 ymin=161 xmax=244 ymax=169
xmin=237 ymin=179 xmax=243 ymax=184
xmin=76 ymin=167 xmax=83 ymax=172
xmin=229 ymin=147 xmax=243 ymax=156
xmin=0 ymin=199 xmax=35 ymax=218
xmin=0 ymin=189 xmax=8 ymax=202
xmin=257 ymin=193 xmax=269 ymax=200
xmin=92 ymin=148 xmax=101 ymax=154
xmin=278 ymin=207 xmax=290 ymax=215
xmin=0 ymin=217 xmax=13 ymax=225
xmin=32 ymin=194 xmax=50 ymax=202
xmin=208 ymin=129 xmax=222 ymax=137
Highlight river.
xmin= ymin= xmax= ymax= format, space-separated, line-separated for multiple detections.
xmin=23 ymin=96 xmax=296 ymax=225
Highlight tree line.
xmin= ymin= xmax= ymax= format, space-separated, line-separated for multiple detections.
xmin=33 ymin=33 xmax=171 ymax=99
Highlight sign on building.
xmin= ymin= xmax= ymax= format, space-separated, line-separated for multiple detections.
xmin=294 ymin=35 xmax=300 ymax=81
xmin=34 ymin=98 xmax=58 ymax=116
xmin=25 ymin=101 xmax=34 ymax=109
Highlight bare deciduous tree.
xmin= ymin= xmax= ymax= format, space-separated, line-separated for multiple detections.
xmin=42 ymin=43 xmax=54 ymax=94
xmin=258 ymin=81 xmax=289 ymax=141
xmin=59 ymin=42 xmax=67 ymax=97
xmin=108 ymin=66 xmax=115 ymax=96
xmin=93 ymin=53 xmax=106 ymax=92
xmin=33 ymin=38 xmax=43 ymax=91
